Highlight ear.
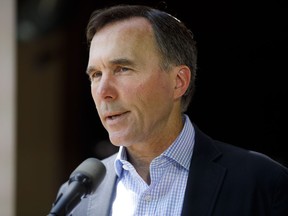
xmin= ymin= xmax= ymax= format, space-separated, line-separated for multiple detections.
xmin=174 ymin=66 xmax=191 ymax=99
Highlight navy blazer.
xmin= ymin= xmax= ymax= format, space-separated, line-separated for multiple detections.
xmin=60 ymin=124 xmax=288 ymax=216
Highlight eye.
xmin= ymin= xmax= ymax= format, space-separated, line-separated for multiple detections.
xmin=90 ymin=71 xmax=102 ymax=81
xmin=115 ymin=66 xmax=130 ymax=73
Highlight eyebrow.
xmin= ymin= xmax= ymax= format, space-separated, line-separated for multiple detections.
xmin=110 ymin=58 xmax=135 ymax=66
xmin=86 ymin=58 xmax=135 ymax=75
xmin=86 ymin=66 xmax=95 ymax=76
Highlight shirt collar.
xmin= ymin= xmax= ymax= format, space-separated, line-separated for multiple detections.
xmin=114 ymin=145 xmax=127 ymax=177
xmin=162 ymin=114 xmax=195 ymax=170
xmin=114 ymin=114 xmax=195 ymax=177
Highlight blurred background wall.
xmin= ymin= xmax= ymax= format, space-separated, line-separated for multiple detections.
xmin=1 ymin=0 xmax=287 ymax=215
xmin=0 ymin=0 xmax=16 ymax=215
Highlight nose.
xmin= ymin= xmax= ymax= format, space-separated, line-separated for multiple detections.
xmin=93 ymin=75 xmax=117 ymax=101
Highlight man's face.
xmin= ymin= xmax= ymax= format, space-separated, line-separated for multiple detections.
xmin=87 ymin=18 xmax=178 ymax=147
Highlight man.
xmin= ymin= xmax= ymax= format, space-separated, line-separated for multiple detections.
xmin=59 ymin=4 xmax=288 ymax=216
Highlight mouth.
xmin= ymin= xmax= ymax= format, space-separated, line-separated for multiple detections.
xmin=105 ymin=111 xmax=129 ymax=121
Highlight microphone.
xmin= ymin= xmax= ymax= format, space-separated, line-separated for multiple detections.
xmin=47 ymin=158 xmax=106 ymax=216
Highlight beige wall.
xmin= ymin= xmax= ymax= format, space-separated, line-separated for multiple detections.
xmin=0 ymin=0 xmax=16 ymax=216
xmin=1 ymin=0 xmax=68 ymax=215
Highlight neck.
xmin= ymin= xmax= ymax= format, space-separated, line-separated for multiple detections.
xmin=126 ymin=113 xmax=184 ymax=184
xmin=127 ymin=153 xmax=152 ymax=184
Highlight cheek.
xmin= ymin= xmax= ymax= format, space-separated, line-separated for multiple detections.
xmin=134 ymin=75 xmax=173 ymax=108
xmin=91 ymin=86 xmax=96 ymax=101
xmin=91 ymin=85 xmax=100 ymax=107
xmin=148 ymin=73 xmax=173 ymax=97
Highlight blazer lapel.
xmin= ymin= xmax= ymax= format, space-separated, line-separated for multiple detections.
xmin=87 ymin=154 xmax=117 ymax=216
xmin=181 ymin=126 xmax=226 ymax=216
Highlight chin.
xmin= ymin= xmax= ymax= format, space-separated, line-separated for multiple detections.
xmin=109 ymin=137 xmax=133 ymax=147
xmin=109 ymin=136 xmax=124 ymax=146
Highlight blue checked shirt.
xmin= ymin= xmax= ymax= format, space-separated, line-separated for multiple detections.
xmin=111 ymin=114 xmax=195 ymax=216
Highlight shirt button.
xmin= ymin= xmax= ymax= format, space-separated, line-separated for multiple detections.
xmin=144 ymin=195 xmax=152 ymax=202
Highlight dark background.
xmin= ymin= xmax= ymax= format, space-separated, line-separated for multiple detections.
xmin=18 ymin=0 xmax=288 ymax=172
xmin=16 ymin=1 xmax=288 ymax=215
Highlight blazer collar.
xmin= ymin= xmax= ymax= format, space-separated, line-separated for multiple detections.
xmin=181 ymin=124 xmax=226 ymax=216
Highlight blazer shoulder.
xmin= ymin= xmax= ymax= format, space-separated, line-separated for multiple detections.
xmin=193 ymin=124 xmax=288 ymax=177
xmin=216 ymin=140 xmax=288 ymax=172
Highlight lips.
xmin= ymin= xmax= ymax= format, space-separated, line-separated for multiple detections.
xmin=105 ymin=111 xmax=129 ymax=122
xmin=108 ymin=113 xmax=123 ymax=120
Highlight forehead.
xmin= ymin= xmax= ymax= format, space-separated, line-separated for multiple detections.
xmin=96 ymin=17 xmax=154 ymax=40
xmin=89 ymin=17 xmax=158 ymax=60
